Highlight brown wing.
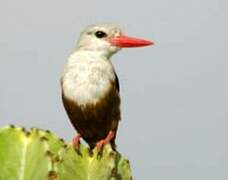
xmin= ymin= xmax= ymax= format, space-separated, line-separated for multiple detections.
xmin=114 ymin=71 xmax=120 ymax=92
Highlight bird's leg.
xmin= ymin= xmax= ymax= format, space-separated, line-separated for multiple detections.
xmin=72 ymin=134 xmax=81 ymax=150
xmin=96 ymin=131 xmax=115 ymax=151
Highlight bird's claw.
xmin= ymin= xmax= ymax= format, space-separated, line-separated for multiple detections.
xmin=96 ymin=131 xmax=115 ymax=151
xmin=72 ymin=134 xmax=81 ymax=150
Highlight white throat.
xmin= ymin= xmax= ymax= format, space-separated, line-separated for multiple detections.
xmin=61 ymin=50 xmax=116 ymax=106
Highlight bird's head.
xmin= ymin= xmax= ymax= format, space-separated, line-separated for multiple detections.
xmin=76 ymin=23 xmax=154 ymax=58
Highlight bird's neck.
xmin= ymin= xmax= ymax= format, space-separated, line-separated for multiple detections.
xmin=75 ymin=47 xmax=115 ymax=60
xmin=70 ymin=50 xmax=109 ymax=64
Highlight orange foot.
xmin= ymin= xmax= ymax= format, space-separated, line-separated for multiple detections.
xmin=96 ymin=131 xmax=115 ymax=151
xmin=72 ymin=134 xmax=81 ymax=150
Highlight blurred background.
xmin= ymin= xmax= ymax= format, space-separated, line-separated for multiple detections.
xmin=0 ymin=0 xmax=228 ymax=179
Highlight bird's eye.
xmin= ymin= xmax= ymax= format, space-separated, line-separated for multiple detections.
xmin=95 ymin=31 xmax=107 ymax=38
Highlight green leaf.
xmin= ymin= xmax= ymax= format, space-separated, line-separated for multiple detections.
xmin=34 ymin=128 xmax=65 ymax=155
xmin=0 ymin=126 xmax=52 ymax=180
xmin=0 ymin=125 xmax=133 ymax=180
xmin=56 ymin=144 xmax=132 ymax=180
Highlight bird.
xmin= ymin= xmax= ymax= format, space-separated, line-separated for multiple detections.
xmin=61 ymin=23 xmax=153 ymax=150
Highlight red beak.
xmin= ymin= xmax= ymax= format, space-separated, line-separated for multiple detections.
xmin=108 ymin=35 xmax=154 ymax=48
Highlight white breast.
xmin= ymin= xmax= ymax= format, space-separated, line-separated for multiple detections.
xmin=61 ymin=51 xmax=116 ymax=105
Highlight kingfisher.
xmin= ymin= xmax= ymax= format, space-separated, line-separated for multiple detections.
xmin=61 ymin=23 xmax=153 ymax=150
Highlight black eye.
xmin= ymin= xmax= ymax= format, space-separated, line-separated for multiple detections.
xmin=95 ymin=31 xmax=107 ymax=38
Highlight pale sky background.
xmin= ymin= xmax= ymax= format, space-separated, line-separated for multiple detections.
xmin=0 ymin=0 xmax=228 ymax=179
